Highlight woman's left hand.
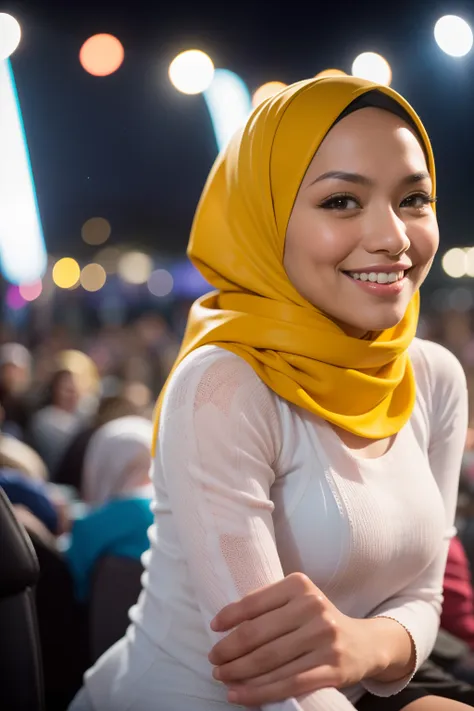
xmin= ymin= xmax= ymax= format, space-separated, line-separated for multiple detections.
xmin=208 ymin=573 xmax=384 ymax=706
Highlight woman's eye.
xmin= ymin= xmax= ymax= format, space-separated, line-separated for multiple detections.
xmin=320 ymin=195 xmax=360 ymax=210
xmin=401 ymin=193 xmax=437 ymax=210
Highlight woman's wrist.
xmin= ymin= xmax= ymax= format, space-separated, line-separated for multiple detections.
xmin=361 ymin=617 xmax=417 ymax=683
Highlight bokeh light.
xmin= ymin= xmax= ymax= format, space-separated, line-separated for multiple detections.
xmin=95 ymin=246 xmax=121 ymax=274
xmin=169 ymin=50 xmax=214 ymax=95
xmin=442 ymin=248 xmax=467 ymax=278
xmin=80 ymin=263 xmax=107 ymax=292
xmin=79 ymin=34 xmax=124 ymax=77
xmin=118 ymin=251 xmax=153 ymax=285
xmin=466 ymin=247 xmax=474 ymax=277
xmin=81 ymin=217 xmax=111 ymax=246
xmin=6 ymin=285 xmax=25 ymax=310
xmin=19 ymin=280 xmax=42 ymax=302
xmin=0 ymin=13 xmax=21 ymax=60
xmin=435 ymin=15 xmax=473 ymax=57
xmin=147 ymin=269 xmax=174 ymax=297
xmin=52 ymin=257 xmax=81 ymax=289
xmin=252 ymin=81 xmax=287 ymax=108
xmin=315 ymin=69 xmax=347 ymax=79
xmin=351 ymin=52 xmax=392 ymax=86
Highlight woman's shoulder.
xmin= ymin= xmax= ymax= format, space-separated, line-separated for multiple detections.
xmin=410 ymin=337 xmax=467 ymax=430
xmin=161 ymin=346 xmax=282 ymax=449
xmin=410 ymin=337 xmax=466 ymax=393
xmin=165 ymin=345 xmax=278 ymax=410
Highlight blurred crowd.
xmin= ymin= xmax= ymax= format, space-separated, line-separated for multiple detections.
xmin=4 ymin=302 xmax=474 ymax=709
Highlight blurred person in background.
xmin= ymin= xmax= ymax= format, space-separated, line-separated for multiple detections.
xmin=0 ymin=403 xmax=49 ymax=480
xmin=29 ymin=351 xmax=100 ymax=479
xmin=0 ymin=342 xmax=33 ymax=439
xmin=65 ymin=416 xmax=154 ymax=603
xmin=55 ymin=394 xmax=141 ymax=493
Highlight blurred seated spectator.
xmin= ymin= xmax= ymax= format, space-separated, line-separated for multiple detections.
xmin=0 ymin=342 xmax=33 ymax=439
xmin=29 ymin=368 xmax=92 ymax=479
xmin=442 ymin=536 xmax=474 ymax=651
xmin=65 ymin=416 xmax=154 ymax=602
xmin=55 ymin=395 xmax=141 ymax=492
xmin=0 ymin=469 xmax=62 ymax=535
xmin=0 ymin=421 xmax=48 ymax=481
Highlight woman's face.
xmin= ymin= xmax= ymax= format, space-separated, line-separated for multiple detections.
xmin=284 ymin=107 xmax=439 ymax=336
xmin=52 ymin=371 xmax=80 ymax=413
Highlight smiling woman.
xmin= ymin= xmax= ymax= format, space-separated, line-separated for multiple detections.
xmin=69 ymin=77 xmax=469 ymax=711
xmin=284 ymin=103 xmax=439 ymax=337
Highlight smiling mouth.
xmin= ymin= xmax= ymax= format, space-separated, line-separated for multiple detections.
xmin=343 ymin=269 xmax=412 ymax=285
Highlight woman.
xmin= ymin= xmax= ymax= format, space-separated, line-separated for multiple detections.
xmin=29 ymin=369 xmax=85 ymax=477
xmin=70 ymin=78 xmax=469 ymax=710
xmin=65 ymin=416 xmax=154 ymax=602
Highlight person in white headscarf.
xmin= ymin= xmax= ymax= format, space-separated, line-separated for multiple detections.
xmin=65 ymin=416 xmax=154 ymax=601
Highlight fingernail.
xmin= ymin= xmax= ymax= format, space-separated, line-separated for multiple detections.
xmin=210 ymin=617 xmax=218 ymax=630
xmin=212 ymin=667 xmax=221 ymax=680
xmin=228 ymin=690 xmax=239 ymax=703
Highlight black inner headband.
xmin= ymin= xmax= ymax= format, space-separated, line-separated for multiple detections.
xmin=333 ymin=90 xmax=428 ymax=161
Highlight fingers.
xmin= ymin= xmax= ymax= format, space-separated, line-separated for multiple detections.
xmin=243 ymin=649 xmax=330 ymax=687
xmin=209 ymin=604 xmax=300 ymax=665
xmin=213 ymin=624 xmax=318 ymax=682
xmin=211 ymin=580 xmax=290 ymax=633
xmin=226 ymin=665 xmax=341 ymax=706
xmin=211 ymin=573 xmax=320 ymax=632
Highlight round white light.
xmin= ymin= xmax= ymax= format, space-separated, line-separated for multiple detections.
xmin=351 ymin=52 xmax=392 ymax=86
xmin=434 ymin=15 xmax=473 ymax=57
xmin=442 ymin=248 xmax=467 ymax=278
xmin=118 ymin=251 xmax=153 ymax=285
xmin=465 ymin=247 xmax=474 ymax=277
xmin=169 ymin=50 xmax=215 ymax=95
xmin=0 ymin=14 xmax=21 ymax=60
xmin=147 ymin=269 xmax=174 ymax=297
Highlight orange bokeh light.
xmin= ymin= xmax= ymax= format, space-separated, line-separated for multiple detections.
xmin=79 ymin=34 xmax=124 ymax=77
xmin=252 ymin=81 xmax=287 ymax=108
xmin=315 ymin=69 xmax=347 ymax=79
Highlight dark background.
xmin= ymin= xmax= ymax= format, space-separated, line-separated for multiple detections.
xmin=0 ymin=0 xmax=473 ymax=271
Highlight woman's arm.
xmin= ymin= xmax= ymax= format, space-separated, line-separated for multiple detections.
xmin=158 ymin=349 xmax=357 ymax=711
xmin=362 ymin=342 xmax=468 ymax=697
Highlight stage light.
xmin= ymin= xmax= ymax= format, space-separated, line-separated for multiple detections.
xmin=0 ymin=60 xmax=47 ymax=285
xmin=351 ymin=52 xmax=392 ymax=86
xmin=252 ymin=81 xmax=287 ymax=108
xmin=82 ymin=217 xmax=111 ymax=245
xmin=95 ymin=246 xmax=121 ymax=274
xmin=315 ymin=69 xmax=347 ymax=79
xmin=435 ymin=15 xmax=473 ymax=57
xmin=6 ymin=285 xmax=25 ymax=310
xmin=81 ymin=263 xmax=106 ymax=292
xmin=203 ymin=69 xmax=252 ymax=151
xmin=442 ymin=248 xmax=467 ymax=278
xmin=169 ymin=50 xmax=214 ymax=95
xmin=52 ymin=258 xmax=81 ymax=289
xmin=19 ymin=280 xmax=42 ymax=302
xmin=148 ymin=269 xmax=174 ymax=297
xmin=79 ymin=34 xmax=124 ymax=76
xmin=118 ymin=251 xmax=152 ymax=284
xmin=0 ymin=13 xmax=21 ymax=60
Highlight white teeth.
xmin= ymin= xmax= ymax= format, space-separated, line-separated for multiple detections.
xmin=348 ymin=270 xmax=405 ymax=284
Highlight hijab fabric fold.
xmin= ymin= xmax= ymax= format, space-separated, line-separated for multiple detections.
xmin=152 ymin=76 xmax=436 ymax=452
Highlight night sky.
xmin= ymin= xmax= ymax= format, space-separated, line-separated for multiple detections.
xmin=1 ymin=0 xmax=474 ymax=274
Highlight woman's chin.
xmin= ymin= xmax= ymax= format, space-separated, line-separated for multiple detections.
xmin=338 ymin=305 xmax=410 ymax=336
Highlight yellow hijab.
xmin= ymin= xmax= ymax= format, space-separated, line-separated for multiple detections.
xmin=152 ymin=76 xmax=436 ymax=453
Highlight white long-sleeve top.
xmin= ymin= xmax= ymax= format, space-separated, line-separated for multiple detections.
xmin=83 ymin=339 xmax=468 ymax=711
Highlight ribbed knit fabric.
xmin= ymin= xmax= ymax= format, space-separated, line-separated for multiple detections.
xmin=83 ymin=340 xmax=467 ymax=711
